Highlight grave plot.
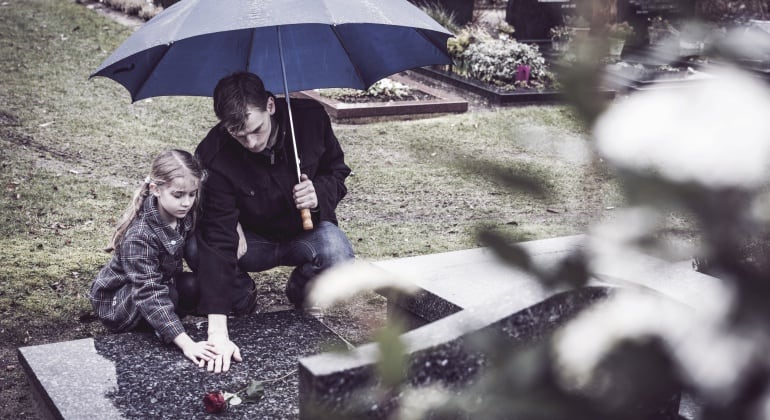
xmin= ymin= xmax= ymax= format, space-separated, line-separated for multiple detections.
xmin=296 ymin=74 xmax=468 ymax=123
xmin=603 ymin=59 xmax=714 ymax=92
xmin=18 ymin=236 xmax=721 ymax=419
xmin=408 ymin=66 xmax=575 ymax=105
xmin=18 ymin=311 xmax=346 ymax=419
xmin=299 ymin=235 xmax=722 ymax=419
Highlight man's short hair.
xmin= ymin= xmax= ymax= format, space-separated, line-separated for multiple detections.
xmin=213 ymin=72 xmax=272 ymax=133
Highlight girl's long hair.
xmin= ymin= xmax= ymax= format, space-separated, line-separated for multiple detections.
xmin=105 ymin=149 xmax=204 ymax=253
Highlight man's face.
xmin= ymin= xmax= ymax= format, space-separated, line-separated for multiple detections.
xmin=227 ymin=98 xmax=275 ymax=153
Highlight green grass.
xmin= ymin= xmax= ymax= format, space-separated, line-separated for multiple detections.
xmin=0 ymin=0 xmax=623 ymax=348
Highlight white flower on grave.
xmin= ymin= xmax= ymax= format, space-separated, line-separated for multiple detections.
xmin=594 ymin=66 xmax=770 ymax=189
xmin=306 ymin=260 xmax=419 ymax=308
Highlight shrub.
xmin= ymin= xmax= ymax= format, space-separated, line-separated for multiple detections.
xmin=419 ymin=2 xmax=461 ymax=35
xmin=461 ymin=39 xmax=555 ymax=90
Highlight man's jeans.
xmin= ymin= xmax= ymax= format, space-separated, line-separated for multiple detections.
xmin=239 ymin=221 xmax=354 ymax=307
xmin=186 ymin=221 xmax=354 ymax=309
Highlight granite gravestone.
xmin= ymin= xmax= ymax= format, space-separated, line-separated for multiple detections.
xmin=506 ymin=0 xmax=577 ymax=41
xmin=18 ymin=311 xmax=345 ymax=419
xmin=617 ymin=0 xmax=695 ymax=45
xmin=299 ymin=235 xmax=720 ymax=419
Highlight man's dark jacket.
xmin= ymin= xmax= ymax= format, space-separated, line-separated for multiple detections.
xmin=194 ymin=98 xmax=351 ymax=314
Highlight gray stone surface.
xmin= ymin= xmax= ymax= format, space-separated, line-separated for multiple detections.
xmin=299 ymin=286 xmax=613 ymax=419
xmin=373 ymin=235 xmax=585 ymax=326
xmin=18 ymin=310 xmax=344 ymax=419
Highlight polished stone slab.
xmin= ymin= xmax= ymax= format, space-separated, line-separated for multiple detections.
xmin=372 ymin=235 xmax=586 ymax=327
xmin=18 ymin=310 xmax=344 ymax=419
xmin=373 ymin=235 xmax=724 ymax=326
xmin=300 ymin=235 xmax=721 ymax=419
xmin=299 ymin=287 xmax=614 ymax=419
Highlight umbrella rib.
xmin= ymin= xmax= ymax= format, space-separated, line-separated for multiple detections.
xmin=245 ymin=27 xmax=256 ymax=71
xmin=414 ymin=28 xmax=451 ymax=59
xmin=329 ymin=25 xmax=367 ymax=89
xmin=132 ymin=43 xmax=175 ymax=102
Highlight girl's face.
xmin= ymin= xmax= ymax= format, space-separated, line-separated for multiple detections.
xmin=151 ymin=175 xmax=199 ymax=226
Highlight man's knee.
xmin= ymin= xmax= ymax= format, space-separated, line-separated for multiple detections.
xmin=316 ymin=222 xmax=354 ymax=266
xmin=175 ymin=272 xmax=200 ymax=315
xmin=184 ymin=234 xmax=199 ymax=271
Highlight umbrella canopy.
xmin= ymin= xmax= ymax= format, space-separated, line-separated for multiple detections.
xmin=91 ymin=0 xmax=454 ymax=102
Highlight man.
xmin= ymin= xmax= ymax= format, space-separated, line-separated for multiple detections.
xmin=191 ymin=71 xmax=354 ymax=373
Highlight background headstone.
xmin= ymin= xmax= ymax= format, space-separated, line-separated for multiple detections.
xmin=506 ymin=0 xmax=577 ymax=41
xmin=617 ymin=0 xmax=695 ymax=44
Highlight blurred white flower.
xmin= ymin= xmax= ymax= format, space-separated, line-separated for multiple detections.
xmin=553 ymin=287 xmax=757 ymax=402
xmin=306 ymin=260 xmax=419 ymax=308
xmin=397 ymin=385 xmax=453 ymax=420
xmin=595 ymin=66 xmax=770 ymax=188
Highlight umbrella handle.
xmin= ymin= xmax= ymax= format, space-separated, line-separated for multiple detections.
xmin=301 ymin=208 xmax=313 ymax=230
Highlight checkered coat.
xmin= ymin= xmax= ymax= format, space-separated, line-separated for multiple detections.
xmin=90 ymin=195 xmax=193 ymax=343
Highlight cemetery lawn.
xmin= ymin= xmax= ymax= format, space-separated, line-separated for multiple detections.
xmin=0 ymin=0 xmax=693 ymax=418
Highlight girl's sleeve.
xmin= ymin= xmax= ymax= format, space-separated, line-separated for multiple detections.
xmin=119 ymin=234 xmax=185 ymax=343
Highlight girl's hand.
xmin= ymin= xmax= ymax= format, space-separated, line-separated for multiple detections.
xmin=236 ymin=222 xmax=247 ymax=260
xmin=173 ymin=333 xmax=219 ymax=367
xmin=182 ymin=340 xmax=219 ymax=367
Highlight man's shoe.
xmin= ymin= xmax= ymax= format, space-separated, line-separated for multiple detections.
xmin=285 ymin=276 xmax=306 ymax=309
xmin=304 ymin=305 xmax=324 ymax=323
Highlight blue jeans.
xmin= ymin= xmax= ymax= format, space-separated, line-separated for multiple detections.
xmin=238 ymin=221 xmax=354 ymax=307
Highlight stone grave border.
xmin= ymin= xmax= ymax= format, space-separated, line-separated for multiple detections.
xmin=296 ymin=73 xmax=469 ymax=123
xmin=409 ymin=67 xmax=616 ymax=105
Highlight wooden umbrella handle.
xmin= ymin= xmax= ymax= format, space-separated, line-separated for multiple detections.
xmin=301 ymin=208 xmax=313 ymax=230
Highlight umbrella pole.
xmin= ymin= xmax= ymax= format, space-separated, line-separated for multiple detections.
xmin=277 ymin=27 xmax=313 ymax=231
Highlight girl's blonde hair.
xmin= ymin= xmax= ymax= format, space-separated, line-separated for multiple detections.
xmin=106 ymin=149 xmax=203 ymax=253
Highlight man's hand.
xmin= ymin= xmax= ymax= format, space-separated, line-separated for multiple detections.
xmin=293 ymin=174 xmax=318 ymax=210
xmin=207 ymin=334 xmax=242 ymax=373
xmin=236 ymin=222 xmax=247 ymax=260
xmin=206 ymin=314 xmax=241 ymax=373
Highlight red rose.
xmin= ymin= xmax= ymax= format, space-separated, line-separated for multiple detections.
xmin=203 ymin=391 xmax=227 ymax=414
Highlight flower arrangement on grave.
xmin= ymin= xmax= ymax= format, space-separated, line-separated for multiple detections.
xmin=647 ymin=16 xmax=676 ymax=44
xmin=606 ymin=21 xmax=635 ymax=40
xmin=496 ymin=21 xmax=516 ymax=40
xmin=447 ymin=26 xmax=493 ymax=76
xmin=550 ymin=25 xmax=572 ymax=52
xmin=550 ymin=25 xmax=571 ymax=42
xmin=461 ymin=38 xmax=556 ymax=90
xmin=564 ymin=15 xmax=591 ymax=40
xmin=605 ymin=21 xmax=635 ymax=58
xmin=316 ymin=78 xmax=416 ymax=102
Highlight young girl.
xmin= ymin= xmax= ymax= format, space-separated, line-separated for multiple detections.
xmin=90 ymin=149 xmax=217 ymax=367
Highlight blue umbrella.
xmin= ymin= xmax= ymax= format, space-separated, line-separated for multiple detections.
xmin=91 ymin=0 xmax=453 ymax=229
xmin=91 ymin=0 xmax=453 ymax=101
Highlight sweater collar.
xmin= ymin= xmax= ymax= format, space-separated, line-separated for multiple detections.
xmin=142 ymin=195 xmax=192 ymax=255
